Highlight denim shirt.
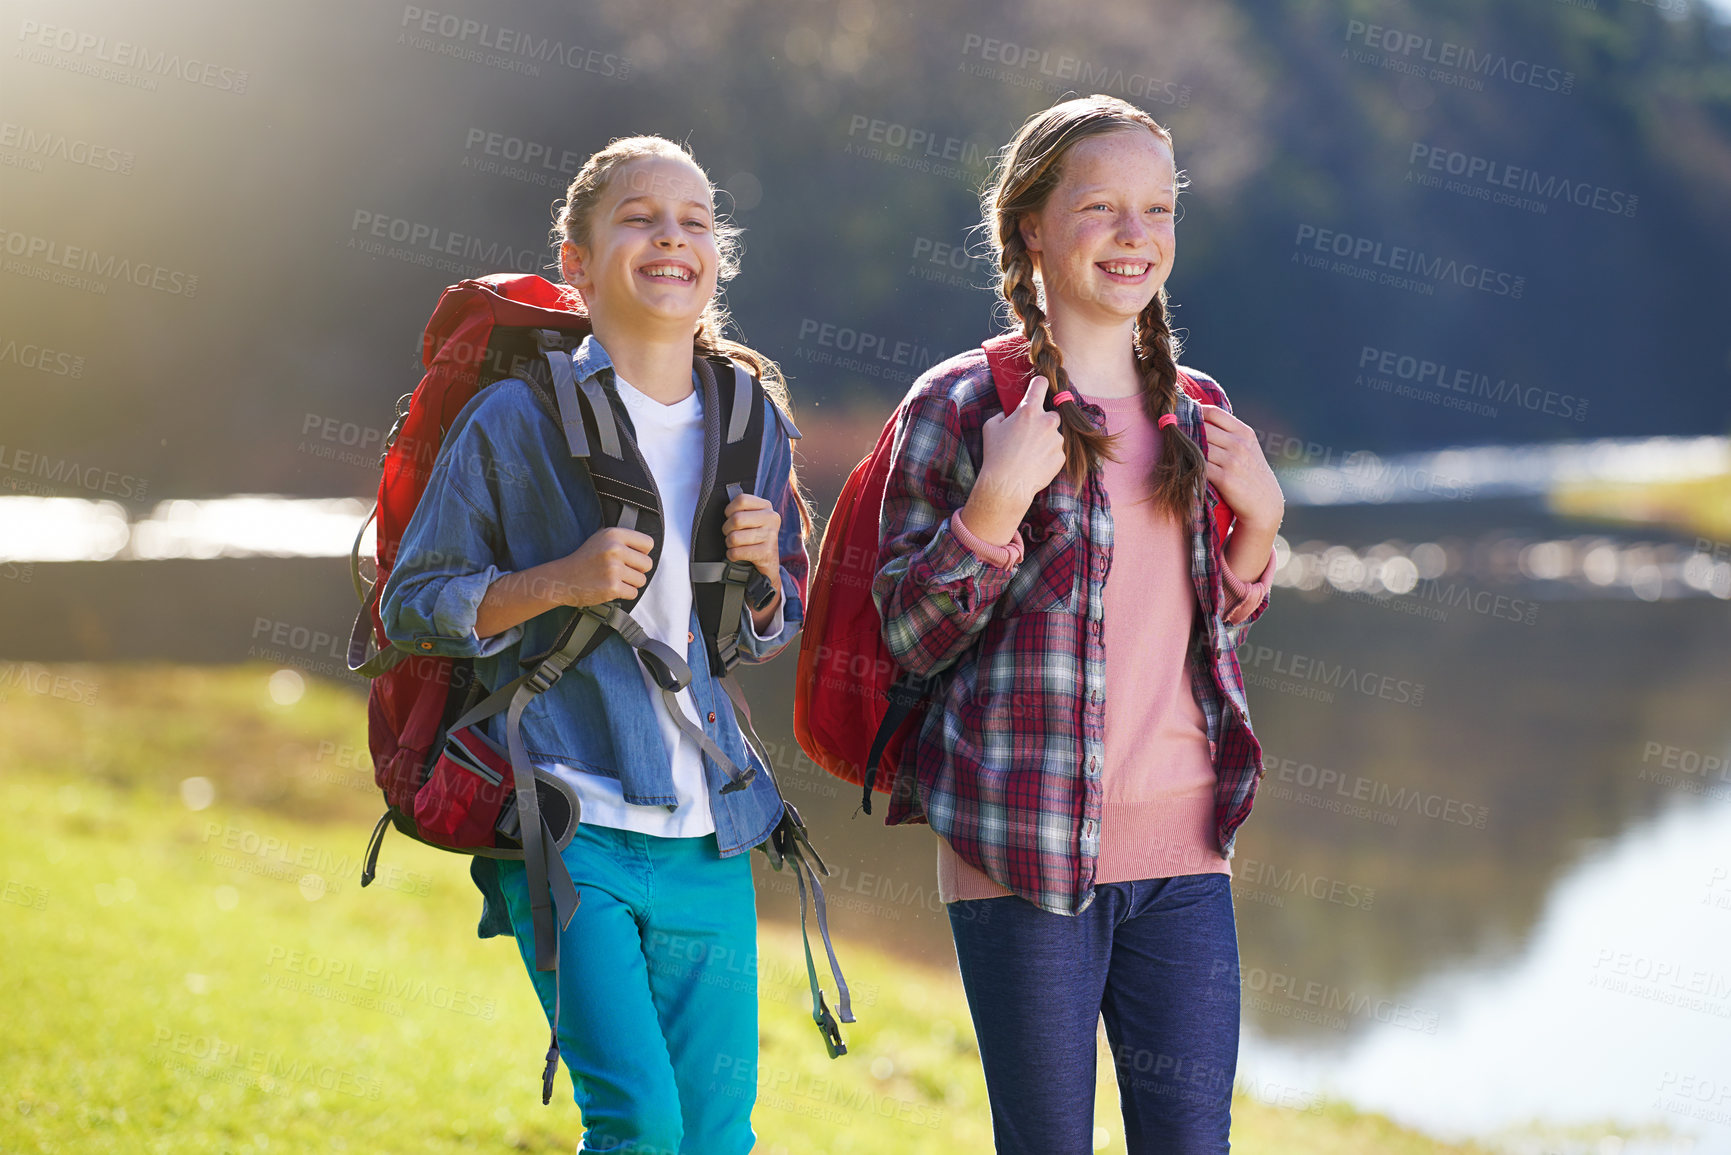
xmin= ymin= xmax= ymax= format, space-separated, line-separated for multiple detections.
xmin=380 ymin=335 xmax=808 ymax=936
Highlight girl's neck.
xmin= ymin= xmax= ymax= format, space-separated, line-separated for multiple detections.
xmin=1045 ymin=306 xmax=1143 ymax=400
xmin=591 ymin=315 xmax=698 ymax=405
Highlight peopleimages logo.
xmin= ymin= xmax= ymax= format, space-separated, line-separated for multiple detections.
xmin=1358 ymin=346 xmax=1588 ymax=421
xmin=397 ymin=6 xmax=630 ymax=79
xmin=1293 ymin=223 xmax=1525 ymax=299
xmin=16 ymin=20 xmax=250 ymax=93
xmin=346 ymin=209 xmax=542 ymax=277
xmin=0 ymin=337 xmax=85 ymax=378
xmin=1343 ymin=19 xmax=1574 ymax=94
xmin=0 ymin=228 xmax=199 ymax=297
xmin=958 ymin=34 xmax=1191 ymax=107
xmin=1408 ymin=144 xmax=1638 ymax=218
xmin=0 ymin=122 xmax=135 ymax=174
xmin=1242 ymin=644 xmax=1426 ymax=707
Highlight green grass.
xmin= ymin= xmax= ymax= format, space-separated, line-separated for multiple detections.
xmin=0 ymin=662 xmax=1489 ymax=1154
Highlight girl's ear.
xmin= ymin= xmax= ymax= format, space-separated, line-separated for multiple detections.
xmin=560 ymin=240 xmax=590 ymax=289
xmin=1017 ymin=210 xmax=1042 ymax=255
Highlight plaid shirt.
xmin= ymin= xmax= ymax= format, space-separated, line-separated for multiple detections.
xmin=872 ymin=345 xmax=1271 ymax=915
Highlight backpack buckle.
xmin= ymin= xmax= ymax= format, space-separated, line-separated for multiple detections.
xmin=814 ymin=991 xmax=847 ymax=1058
xmin=379 ymin=391 xmax=415 ymax=465
xmin=525 ymin=664 xmax=562 ymax=694
xmin=745 ymin=570 xmax=777 ymax=613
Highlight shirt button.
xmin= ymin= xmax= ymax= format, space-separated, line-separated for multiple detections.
xmin=707 ymin=711 xmax=716 ymax=723
xmin=687 ymin=631 xmax=695 ymax=644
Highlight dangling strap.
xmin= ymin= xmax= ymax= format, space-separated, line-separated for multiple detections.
xmin=660 ymin=683 xmax=757 ymax=795
xmin=580 ymin=603 xmax=759 ymax=796
xmin=543 ymin=942 xmax=562 ymax=1105
xmin=348 ymin=583 xmax=407 ymax=678
xmin=447 ymin=610 xmax=608 ymax=972
xmin=359 ymin=811 xmax=392 ymax=887
xmin=768 ymin=806 xmax=854 ymax=1057
xmin=345 ymin=501 xmax=410 ymax=679
xmin=858 ymin=674 xmax=937 ymax=815
xmin=349 ymin=502 xmax=377 ymax=603
xmin=503 ymin=679 xmax=584 ymax=972
xmin=717 ymin=673 xmax=779 ymax=792
xmin=787 ymin=821 xmax=853 ymax=1026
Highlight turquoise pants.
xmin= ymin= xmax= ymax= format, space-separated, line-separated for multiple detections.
xmin=493 ymin=824 xmax=759 ymax=1155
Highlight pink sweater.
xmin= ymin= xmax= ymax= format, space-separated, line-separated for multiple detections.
xmin=937 ymin=390 xmax=1273 ymax=901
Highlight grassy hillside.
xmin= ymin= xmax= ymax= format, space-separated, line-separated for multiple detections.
xmin=0 ymin=662 xmax=1489 ymax=1153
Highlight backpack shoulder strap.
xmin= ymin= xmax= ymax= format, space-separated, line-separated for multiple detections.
xmin=691 ymin=357 xmax=773 ymax=675
xmin=1175 ymin=367 xmax=1211 ymax=406
xmin=982 ymin=332 xmax=1034 ymax=413
xmin=513 ymin=336 xmax=666 ymax=669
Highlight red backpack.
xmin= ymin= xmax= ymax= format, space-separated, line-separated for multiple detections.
xmin=346 ymin=273 xmax=590 ymax=838
xmin=793 ymin=332 xmax=1234 ymax=814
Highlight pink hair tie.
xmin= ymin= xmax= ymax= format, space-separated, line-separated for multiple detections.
xmin=1158 ymin=413 xmax=1178 ymax=430
xmin=1049 ymin=390 xmax=1075 ymax=407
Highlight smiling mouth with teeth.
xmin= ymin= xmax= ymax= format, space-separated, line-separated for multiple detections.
xmin=1100 ymin=261 xmax=1150 ymax=276
xmin=641 ymin=264 xmax=695 ymax=282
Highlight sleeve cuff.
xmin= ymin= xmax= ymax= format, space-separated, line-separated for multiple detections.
xmin=950 ymin=508 xmax=1025 ymax=570
xmin=435 ymin=564 xmax=523 ymax=656
xmin=747 ymin=593 xmax=786 ymax=642
xmin=1222 ymin=546 xmax=1277 ymax=625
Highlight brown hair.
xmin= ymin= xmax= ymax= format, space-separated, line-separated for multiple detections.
xmin=553 ymin=135 xmax=811 ymax=538
xmin=984 ymin=96 xmax=1205 ymax=517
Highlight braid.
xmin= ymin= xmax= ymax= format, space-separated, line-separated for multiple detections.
xmin=999 ymin=230 xmax=1119 ymax=487
xmin=1134 ymin=289 xmax=1207 ymax=518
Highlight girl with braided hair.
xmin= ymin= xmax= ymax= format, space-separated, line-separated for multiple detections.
xmin=873 ymin=95 xmax=1285 ymax=1152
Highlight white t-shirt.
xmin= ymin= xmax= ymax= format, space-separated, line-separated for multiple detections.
xmin=533 ymin=371 xmax=775 ymax=838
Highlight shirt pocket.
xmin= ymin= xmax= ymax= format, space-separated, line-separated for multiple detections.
xmin=995 ymin=493 xmax=1081 ymax=616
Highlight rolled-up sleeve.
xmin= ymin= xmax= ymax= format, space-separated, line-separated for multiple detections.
xmin=380 ymin=425 xmax=524 ymax=660
xmin=1222 ymin=545 xmax=1276 ymax=626
xmin=873 ymin=389 xmax=1022 ymax=679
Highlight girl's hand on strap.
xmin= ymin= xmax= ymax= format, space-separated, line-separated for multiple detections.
xmin=965 ymin=373 xmax=1068 ymax=546
xmin=725 ymin=492 xmax=784 ymax=632
xmin=1197 ymin=404 xmax=1284 ymax=534
xmin=1198 ymin=404 xmax=1284 ymax=604
xmin=723 ymin=492 xmax=782 ymax=582
xmin=474 ymin=526 xmax=653 ymax=638
xmin=553 ymin=527 xmax=656 ymax=607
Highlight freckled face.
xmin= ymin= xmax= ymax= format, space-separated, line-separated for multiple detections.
xmin=561 ymin=155 xmax=720 ymax=329
xmin=1019 ymin=129 xmax=1177 ymax=325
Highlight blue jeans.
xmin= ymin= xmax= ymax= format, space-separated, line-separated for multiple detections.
xmin=493 ymin=824 xmax=759 ymax=1155
xmin=948 ymin=873 xmax=1240 ymax=1155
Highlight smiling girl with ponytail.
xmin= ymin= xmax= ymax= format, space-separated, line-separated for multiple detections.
xmin=384 ymin=135 xmax=812 ymax=1155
